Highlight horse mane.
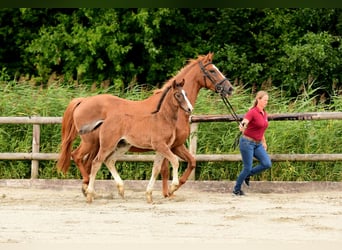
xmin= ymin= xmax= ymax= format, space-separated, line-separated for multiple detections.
xmin=155 ymin=53 xmax=214 ymax=93
xmin=151 ymin=85 xmax=172 ymax=114
xmin=151 ymin=52 xmax=213 ymax=113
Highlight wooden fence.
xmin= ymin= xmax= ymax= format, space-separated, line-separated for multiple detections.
xmin=1 ymin=112 xmax=342 ymax=179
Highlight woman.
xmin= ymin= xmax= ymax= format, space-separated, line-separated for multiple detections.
xmin=233 ymin=91 xmax=272 ymax=196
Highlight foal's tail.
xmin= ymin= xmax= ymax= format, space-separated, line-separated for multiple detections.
xmin=57 ymin=97 xmax=84 ymax=173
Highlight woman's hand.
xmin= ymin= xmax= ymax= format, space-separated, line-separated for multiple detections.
xmin=239 ymin=119 xmax=249 ymax=132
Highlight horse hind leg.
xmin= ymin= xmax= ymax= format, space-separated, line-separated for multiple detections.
xmin=104 ymin=141 xmax=131 ymax=199
xmin=71 ymin=145 xmax=90 ymax=196
xmin=86 ymin=134 xmax=121 ymax=203
xmin=86 ymin=158 xmax=102 ymax=203
xmin=71 ymin=141 xmax=99 ymax=196
xmin=146 ymin=153 xmax=164 ymax=203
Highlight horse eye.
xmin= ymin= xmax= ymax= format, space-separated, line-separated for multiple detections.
xmin=209 ymin=70 xmax=216 ymax=74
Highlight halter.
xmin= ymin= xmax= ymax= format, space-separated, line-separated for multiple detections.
xmin=199 ymin=61 xmax=241 ymax=148
xmin=199 ymin=61 xmax=228 ymax=93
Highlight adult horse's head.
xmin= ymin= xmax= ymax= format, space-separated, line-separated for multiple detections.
xmin=198 ymin=52 xmax=233 ymax=97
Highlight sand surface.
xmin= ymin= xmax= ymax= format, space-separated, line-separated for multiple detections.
xmin=0 ymin=180 xmax=341 ymax=249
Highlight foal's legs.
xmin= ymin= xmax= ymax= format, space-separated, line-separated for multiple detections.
xmin=146 ymin=153 xmax=164 ymax=203
xmin=160 ymin=144 xmax=196 ymax=197
xmin=86 ymin=157 xmax=103 ymax=203
xmin=86 ymin=132 xmax=121 ymax=203
xmin=160 ymin=158 xmax=170 ymax=197
xmin=172 ymin=144 xmax=196 ymax=190
xmin=145 ymin=147 xmax=179 ymax=203
xmin=156 ymin=146 xmax=180 ymax=196
xmin=103 ymin=144 xmax=131 ymax=198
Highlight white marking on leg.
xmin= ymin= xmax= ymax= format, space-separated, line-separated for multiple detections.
xmin=104 ymin=145 xmax=130 ymax=197
xmin=169 ymin=154 xmax=179 ymax=187
xmin=146 ymin=153 xmax=164 ymax=193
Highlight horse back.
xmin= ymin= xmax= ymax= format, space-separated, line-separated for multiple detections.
xmin=73 ymin=94 xmax=160 ymax=130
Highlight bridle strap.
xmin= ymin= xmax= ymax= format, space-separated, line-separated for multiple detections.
xmin=221 ymin=94 xmax=242 ymax=150
xmin=199 ymin=61 xmax=228 ymax=93
xmin=221 ymin=94 xmax=240 ymax=124
xmin=199 ymin=60 xmax=239 ymax=148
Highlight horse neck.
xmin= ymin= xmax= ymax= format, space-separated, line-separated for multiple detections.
xmin=175 ymin=64 xmax=202 ymax=106
xmin=183 ymin=80 xmax=201 ymax=106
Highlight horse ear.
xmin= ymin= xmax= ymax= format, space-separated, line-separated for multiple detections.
xmin=173 ymin=79 xmax=184 ymax=88
xmin=206 ymin=52 xmax=214 ymax=62
xmin=172 ymin=79 xmax=177 ymax=88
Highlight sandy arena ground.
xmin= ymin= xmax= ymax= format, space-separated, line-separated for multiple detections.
xmin=0 ymin=179 xmax=341 ymax=249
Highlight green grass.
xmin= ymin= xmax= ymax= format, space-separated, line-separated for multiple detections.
xmin=0 ymin=81 xmax=341 ymax=181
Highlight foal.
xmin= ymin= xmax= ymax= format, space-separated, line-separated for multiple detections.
xmin=84 ymin=79 xmax=193 ymax=203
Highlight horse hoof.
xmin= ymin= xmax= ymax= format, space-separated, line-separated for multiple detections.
xmin=86 ymin=193 xmax=94 ymax=203
xmin=169 ymin=184 xmax=179 ymax=195
xmin=118 ymin=190 xmax=125 ymax=199
xmin=146 ymin=191 xmax=153 ymax=204
xmin=81 ymin=184 xmax=88 ymax=197
xmin=117 ymin=186 xmax=125 ymax=198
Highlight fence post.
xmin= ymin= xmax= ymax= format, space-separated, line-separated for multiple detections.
xmin=31 ymin=124 xmax=40 ymax=179
xmin=188 ymin=122 xmax=199 ymax=180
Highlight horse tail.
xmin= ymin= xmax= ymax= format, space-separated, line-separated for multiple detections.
xmin=57 ymin=97 xmax=84 ymax=173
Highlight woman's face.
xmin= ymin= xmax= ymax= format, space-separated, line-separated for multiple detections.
xmin=258 ymin=95 xmax=269 ymax=109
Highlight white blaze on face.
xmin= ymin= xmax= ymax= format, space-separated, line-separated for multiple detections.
xmin=213 ymin=64 xmax=225 ymax=79
xmin=181 ymin=89 xmax=193 ymax=112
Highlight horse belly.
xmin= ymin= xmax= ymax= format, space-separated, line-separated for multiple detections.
xmin=123 ymin=124 xmax=176 ymax=151
xmin=122 ymin=135 xmax=153 ymax=150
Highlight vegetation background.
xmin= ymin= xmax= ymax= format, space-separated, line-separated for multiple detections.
xmin=0 ymin=8 xmax=341 ymax=181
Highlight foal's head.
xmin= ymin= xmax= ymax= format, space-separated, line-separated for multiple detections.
xmin=152 ymin=79 xmax=193 ymax=115
xmin=172 ymin=79 xmax=193 ymax=115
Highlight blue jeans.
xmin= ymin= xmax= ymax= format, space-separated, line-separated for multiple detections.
xmin=233 ymin=136 xmax=272 ymax=192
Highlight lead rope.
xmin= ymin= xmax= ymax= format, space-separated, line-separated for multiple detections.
xmin=220 ymin=94 xmax=242 ymax=150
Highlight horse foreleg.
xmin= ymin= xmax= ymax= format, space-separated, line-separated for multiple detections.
xmin=146 ymin=153 xmax=164 ymax=203
xmin=172 ymin=144 xmax=196 ymax=188
xmin=160 ymin=158 xmax=170 ymax=197
xmin=166 ymin=153 xmax=180 ymax=196
xmin=160 ymin=145 xmax=196 ymax=197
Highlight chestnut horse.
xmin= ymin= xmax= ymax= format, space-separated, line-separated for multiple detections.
xmin=79 ymin=79 xmax=193 ymax=203
xmin=57 ymin=52 xmax=233 ymax=198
